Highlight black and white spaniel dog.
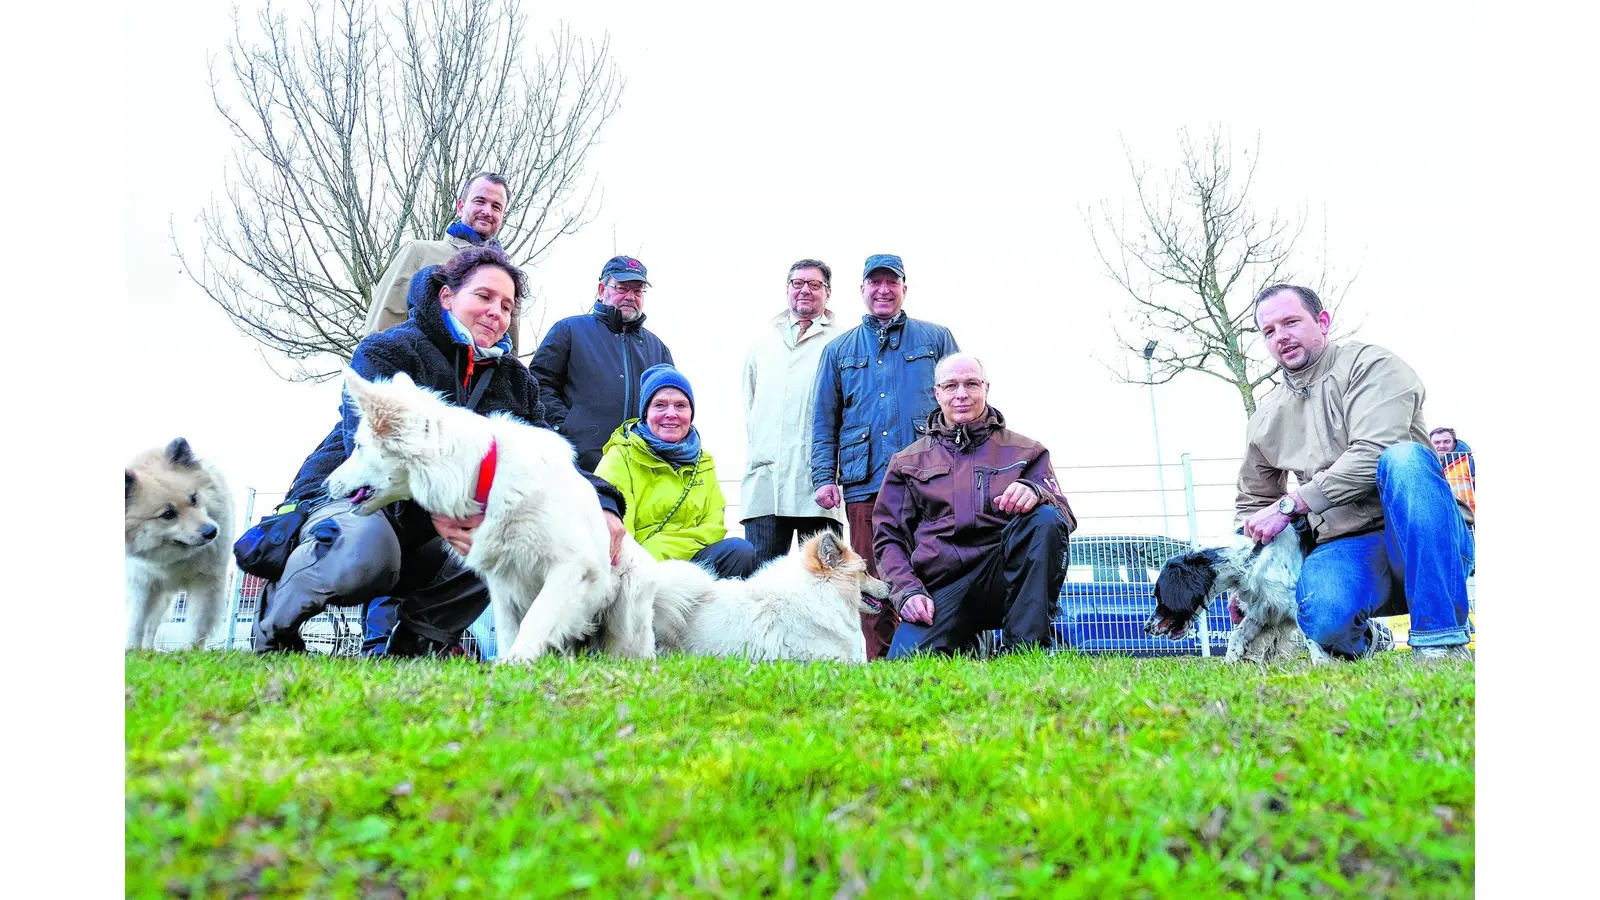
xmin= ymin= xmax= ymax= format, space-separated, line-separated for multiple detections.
xmin=1144 ymin=521 xmax=1322 ymax=664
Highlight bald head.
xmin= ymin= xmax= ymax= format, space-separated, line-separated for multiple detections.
xmin=934 ymin=353 xmax=988 ymax=384
xmin=933 ymin=353 xmax=990 ymax=425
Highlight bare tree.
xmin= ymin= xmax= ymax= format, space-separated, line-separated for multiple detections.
xmin=173 ymin=0 xmax=624 ymax=380
xmin=1084 ymin=127 xmax=1354 ymax=417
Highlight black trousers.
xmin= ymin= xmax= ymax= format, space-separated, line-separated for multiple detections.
xmin=886 ymin=505 xmax=1070 ymax=658
xmin=740 ymin=515 xmax=843 ymax=566
xmin=689 ymin=537 xmax=761 ymax=579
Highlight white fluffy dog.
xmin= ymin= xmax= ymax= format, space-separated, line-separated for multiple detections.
xmin=327 ymin=369 xmax=657 ymax=663
xmin=651 ymin=531 xmax=891 ymax=662
xmin=1143 ymin=524 xmax=1314 ymax=664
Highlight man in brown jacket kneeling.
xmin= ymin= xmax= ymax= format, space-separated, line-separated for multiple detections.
xmin=874 ymin=353 xmax=1077 ymax=657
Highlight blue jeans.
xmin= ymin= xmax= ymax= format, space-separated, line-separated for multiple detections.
xmin=1296 ymin=443 xmax=1475 ymax=658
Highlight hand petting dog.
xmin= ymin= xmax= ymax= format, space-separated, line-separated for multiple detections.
xmin=430 ymin=512 xmax=484 ymax=556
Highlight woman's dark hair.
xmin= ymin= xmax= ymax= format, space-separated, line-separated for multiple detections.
xmin=435 ymin=245 xmax=527 ymax=317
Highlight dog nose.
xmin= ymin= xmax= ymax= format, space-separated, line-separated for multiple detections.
xmin=199 ymin=524 xmax=218 ymax=542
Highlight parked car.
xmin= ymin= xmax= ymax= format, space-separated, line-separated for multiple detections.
xmin=1050 ymin=533 xmax=1234 ymax=657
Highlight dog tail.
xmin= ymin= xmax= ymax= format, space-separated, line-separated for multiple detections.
xmin=650 ymin=559 xmax=714 ymax=649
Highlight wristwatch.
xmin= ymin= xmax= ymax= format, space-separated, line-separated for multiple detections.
xmin=1276 ymin=495 xmax=1298 ymax=516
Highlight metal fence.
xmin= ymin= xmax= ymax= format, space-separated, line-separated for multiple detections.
xmin=153 ymin=451 xmax=1476 ymax=658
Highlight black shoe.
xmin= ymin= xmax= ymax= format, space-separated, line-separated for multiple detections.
xmin=382 ymin=622 xmax=450 ymax=658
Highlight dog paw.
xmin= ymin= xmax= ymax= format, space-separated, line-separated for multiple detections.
xmin=495 ymin=647 xmax=541 ymax=665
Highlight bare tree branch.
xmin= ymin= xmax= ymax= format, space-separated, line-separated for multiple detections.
xmin=172 ymin=0 xmax=625 ymax=381
xmin=1081 ymin=126 xmax=1358 ymax=417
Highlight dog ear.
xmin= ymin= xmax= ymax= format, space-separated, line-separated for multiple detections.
xmin=343 ymin=368 xmax=403 ymax=442
xmin=1153 ymin=554 xmax=1218 ymax=619
xmin=817 ymin=531 xmax=845 ymax=568
xmin=165 ymin=437 xmax=197 ymax=468
xmin=390 ymin=370 xmax=417 ymax=391
xmin=125 ymin=470 xmax=136 ymax=504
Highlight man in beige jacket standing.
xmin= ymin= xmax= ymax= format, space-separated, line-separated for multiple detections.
xmin=1236 ymin=284 xmax=1475 ymax=663
xmin=739 ymin=259 xmax=846 ymax=564
xmin=362 ymin=172 xmax=522 ymax=353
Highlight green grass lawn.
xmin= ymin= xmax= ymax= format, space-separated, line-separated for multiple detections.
xmin=126 ymin=651 xmax=1473 ymax=898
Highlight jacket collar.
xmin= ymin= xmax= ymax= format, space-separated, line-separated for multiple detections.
xmin=414 ymin=287 xmax=484 ymax=360
xmin=926 ymin=405 xmax=1006 ymax=451
xmin=1282 ymin=340 xmax=1343 ymax=396
xmin=592 ymin=300 xmax=647 ymax=334
xmin=772 ymin=308 xmax=834 ymax=346
xmin=861 ymin=309 xmax=908 ymax=333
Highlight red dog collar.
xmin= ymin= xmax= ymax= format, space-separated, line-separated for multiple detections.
xmin=474 ymin=439 xmax=498 ymax=507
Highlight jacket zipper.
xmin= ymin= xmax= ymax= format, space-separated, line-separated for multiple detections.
xmin=621 ymin=332 xmax=633 ymax=422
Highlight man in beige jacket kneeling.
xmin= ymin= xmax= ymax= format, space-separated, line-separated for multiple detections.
xmin=1235 ymin=284 xmax=1475 ymax=664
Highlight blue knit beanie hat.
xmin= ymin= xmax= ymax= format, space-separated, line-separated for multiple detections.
xmin=639 ymin=363 xmax=695 ymax=420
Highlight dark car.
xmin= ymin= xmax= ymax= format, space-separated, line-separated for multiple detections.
xmin=1049 ymin=534 xmax=1235 ymax=657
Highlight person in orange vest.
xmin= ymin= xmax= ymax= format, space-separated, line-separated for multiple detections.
xmin=1430 ymin=427 xmax=1475 ymax=513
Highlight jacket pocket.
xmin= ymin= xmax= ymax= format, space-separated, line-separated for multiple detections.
xmin=835 ymin=355 xmax=869 ymax=408
xmin=902 ymin=462 xmax=953 ymax=523
xmin=974 ymin=460 xmax=1028 ymax=515
xmin=839 ymin=429 xmax=873 ymax=486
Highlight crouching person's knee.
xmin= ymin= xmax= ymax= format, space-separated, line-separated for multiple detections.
xmin=1378 ymin=441 xmax=1436 ymax=480
xmin=256 ymin=511 xmax=402 ymax=650
xmin=1295 ymin=597 xmax=1358 ymax=657
xmin=693 ymin=537 xmax=760 ymax=579
xmin=1017 ymin=503 xmax=1069 ymax=544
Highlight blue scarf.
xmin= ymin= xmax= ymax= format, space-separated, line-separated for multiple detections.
xmin=441 ymin=308 xmax=512 ymax=362
xmin=446 ymin=220 xmax=503 ymax=249
xmin=632 ymin=419 xmax=702 ymax=469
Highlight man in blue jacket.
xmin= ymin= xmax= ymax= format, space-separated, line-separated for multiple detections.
xmin=530 ymin=256 xmax=676 ymax=472
xmin=811 ymin=254 xmax=960 ymax=659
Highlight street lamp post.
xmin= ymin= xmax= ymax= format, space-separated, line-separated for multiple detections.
xmin=1143 ymin=340 xmax=1172 ymax=536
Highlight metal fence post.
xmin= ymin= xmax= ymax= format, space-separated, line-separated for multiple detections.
xmin=227 ymin=488 xmax=257 ymax=650
xmin=1182 ymin=454 xmax=1211 ymax=657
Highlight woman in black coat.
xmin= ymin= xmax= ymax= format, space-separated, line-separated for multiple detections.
xmin=258 ymin=246 xmax=626 ymax=656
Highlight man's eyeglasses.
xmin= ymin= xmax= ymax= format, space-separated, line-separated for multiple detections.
xmin=607 ymin=281 xmax=647 ymax=297
xmin=935 ymin=379 xmax=988 ymax=393
xmin=788 ymin=279 xmax=828 ymax=292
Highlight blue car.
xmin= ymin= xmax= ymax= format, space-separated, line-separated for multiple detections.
xmin=1049 ymin=534 xmax=1235 ymax=657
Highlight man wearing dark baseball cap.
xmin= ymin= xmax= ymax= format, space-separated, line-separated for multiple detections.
xmin=530 ymin=255 xmax=675 ymax=472
xmin=810 ymin=252 xmax=961 ymax=659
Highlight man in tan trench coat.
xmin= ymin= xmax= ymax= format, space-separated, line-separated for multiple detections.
xmin=739 ymin=258 xmax=847 ymax=564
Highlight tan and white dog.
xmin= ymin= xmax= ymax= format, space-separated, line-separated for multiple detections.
xmin=651 ymin=531 xmax=891 ymax=662
xmin=125 ymin=438 xmax=234 ymax=650
xmin=327 ymin=369 xmax=657 ymax=662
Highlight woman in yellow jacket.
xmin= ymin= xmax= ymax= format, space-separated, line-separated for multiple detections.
xmin=594 ymin=364 xmax=759 ymax=578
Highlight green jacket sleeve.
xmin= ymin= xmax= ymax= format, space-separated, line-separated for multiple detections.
xmin=593 ymin=448 xmax=639 ymax=535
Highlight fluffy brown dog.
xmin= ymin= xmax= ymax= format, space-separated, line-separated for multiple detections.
xmin=125 ymin=438 xmax=234 ymax=650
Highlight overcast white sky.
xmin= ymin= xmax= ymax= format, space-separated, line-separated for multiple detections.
xmin=125 ymin=0 xmax=1483 ymax=540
